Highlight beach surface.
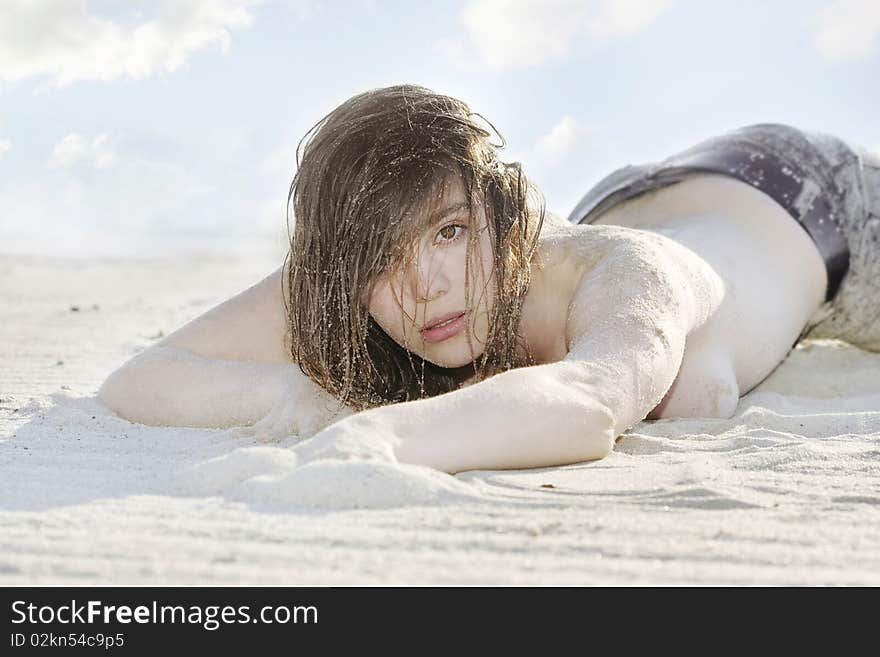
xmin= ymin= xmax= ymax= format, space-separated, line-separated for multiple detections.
xmin=2 ymin=253 xmax=879 ymax=585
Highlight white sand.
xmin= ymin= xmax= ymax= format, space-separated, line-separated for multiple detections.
xmin=2 ymin=253 xmax=879 ymax=585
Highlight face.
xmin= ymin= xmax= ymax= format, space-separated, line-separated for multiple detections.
xmin=367 ymin=175 xmax=496 ymax=369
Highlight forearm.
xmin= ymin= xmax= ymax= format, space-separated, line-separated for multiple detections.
xmin=97 ymin=345 xmax=322 ymax=429
xmin=344 ymin=363 xmax=616 ymax=474
xmin=358 ymin=295 xmax=687 ymax=475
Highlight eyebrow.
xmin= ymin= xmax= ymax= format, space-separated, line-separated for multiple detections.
xmin=429 ymin=201 xmax=470 ymax=224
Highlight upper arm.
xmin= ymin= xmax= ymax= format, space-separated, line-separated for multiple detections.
xmin=563 ymin=230 xmax=723 ymax=433
xmin=158 ymin=265 xmax=291 ymax=363
xmin=98 ymin=263 xmax=360 ymax=430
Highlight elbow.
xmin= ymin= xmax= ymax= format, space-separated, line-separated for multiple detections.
xmin=577 ymin=409 xmax=617 ymax=462
xmin=589 ymin=426 xmax=616 ymax=461
xmin=96 ymin=348 xmax=181 ymax=426
xmin=96 ymin=359 xmax=150 ymax=424
xmin=554 ymin=395 xmax=617 ymax=465
xmin=553 ymin=423 xmax=615 ymax=467
xmin=524 ymin=365 xmax=619 ymax=466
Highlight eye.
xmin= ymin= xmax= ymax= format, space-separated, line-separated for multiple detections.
xmin=434 ymin=223 xmax=466 ymax=244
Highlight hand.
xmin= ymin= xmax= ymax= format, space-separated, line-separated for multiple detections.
xmin=233 ymin=373 xmax=355 ymax=444
xmin=291 ymin=413 xmax=398 ymax=464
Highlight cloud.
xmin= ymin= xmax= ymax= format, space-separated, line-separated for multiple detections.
xmin=533 ymin=116 xmax=598 ymax=164
xmin=513 ymin=115 xmax=599 ymax=169
xmin=2 ymin=126 xmax=283 ymax=257
xmin=497 ymin=115 xmax=626 ymax=220
xmin=435 ymin=0 xmax=677 ymax=71
xmin=49 ymin=133 xmax=117 ymax=169
xmin=0 ymin=137 xmax=10 ymax=159
xmin=0 ymin=152 xmax=234 ymax=257
xmin=0 ymin=0 xmax=260 ymax=87
xmin=814 ymin=0 xmax=880 ymax=61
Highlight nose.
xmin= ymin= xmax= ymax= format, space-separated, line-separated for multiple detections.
xmin=406 ymin=249 xmax=449 ymax=303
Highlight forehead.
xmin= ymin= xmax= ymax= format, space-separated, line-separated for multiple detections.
xmin=425 ymin=173 xmax=470 ymax=221
xmin=437 ymin=173 xmax=468 ymax=203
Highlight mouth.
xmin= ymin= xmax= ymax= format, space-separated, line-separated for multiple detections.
xmin=420 ymin=311 xmax=467 ymax=343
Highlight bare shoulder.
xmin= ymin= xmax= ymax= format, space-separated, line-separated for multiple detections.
xmin=157 ymin=263 xmax=292 ymax=363
xmin=560 ymin=224 xmax=724 ymax=347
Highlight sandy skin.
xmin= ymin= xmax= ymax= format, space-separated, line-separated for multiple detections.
xmin=98 ymin=174 xmax=828 ymax=473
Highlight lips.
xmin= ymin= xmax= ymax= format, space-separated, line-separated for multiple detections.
xmin=422 ymin=311 xmax=466 ymax=331
xmin=420 ymin=311 xmax=467 ymax=344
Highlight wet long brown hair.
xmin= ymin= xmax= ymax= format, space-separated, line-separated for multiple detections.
xmin=284 ymin=84 xmax=545 ymax=411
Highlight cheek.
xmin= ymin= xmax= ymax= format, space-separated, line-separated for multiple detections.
xmin=368 ymin=284 xmax=407 ymax=337
xmin=471 ymin=233 xmax=497 ymax=307
xmin=368 ymin=290 xmax=392 ymax=327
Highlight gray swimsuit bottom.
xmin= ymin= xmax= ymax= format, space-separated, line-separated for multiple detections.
xmin=567 ymin=123 xmax=880 ymax=350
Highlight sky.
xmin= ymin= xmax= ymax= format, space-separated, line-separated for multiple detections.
xmin=1 ymin=0 xmax=879 ymax=258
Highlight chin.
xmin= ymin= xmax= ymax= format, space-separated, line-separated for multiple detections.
xmin=425 ymin=356 xmax=468 ymax=369
xmin=422 ymin=346 xmax=484 ymax=369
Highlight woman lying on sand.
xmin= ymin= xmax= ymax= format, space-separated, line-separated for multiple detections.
xmin=97 ymin=84 xmax=880 ymax=474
